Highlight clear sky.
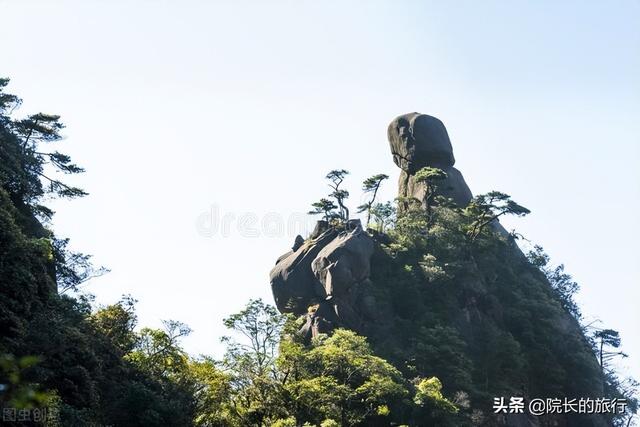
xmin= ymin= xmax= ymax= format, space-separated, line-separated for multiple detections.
xmin=3 ymin=1 xmax=639 ymax=382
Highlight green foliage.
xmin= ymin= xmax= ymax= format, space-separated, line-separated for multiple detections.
xmin=0 ymin=79 xmax=86 ymax=206
xmin=1 ymin=77 xmax=637 ymax=426
xmin=0 ymin=354 xmax=52 ymax=409
xmin=190 ymin=357 xmax=232 ymax=426
xmin=311 ymin=170 xmax=390 ymax=228
xmin=369 ymin=201 xmax=396 ymax=232
xmin=309 ymin=197 xmax=338 ymax=222
xmin=222 ymin=299 xmax=287 ymax=378
xmin=389 ymin=199 xmax=429 ymax=252
xmin=127 ymin=320 xmax=193 ymax=380
xmin=271 ymin=416 xmax=297 ymax=427
xmin=320 ymin=418 xmax=340 ymax=427
xmin=0 ymin=186 xmax=56 ymax=348
xmin=602 ymin=371 xmax=639 ymax=427
xmin=0 ymin=79 xmax=196 ymax=426
xmin=408 ymin=325 xmax=474 ymax=395
xmin=331 ymin=189 xmax=350 ymax=221
xmin=414 ymin=377 xmax=458 ymax=412
xmin=591 ymin=329 xmax=626 ymax=371
xmin=214 ymin=299 xmax=289 ymax=425
xmin=463 ymin=191 xmax=530 ymax=243
xmin=527 ymin=245 xmax=581 ymax=319
xmin=589 ymin=324 xmax=637 ymax=425
xmin=418 ymin=254 xmax=449 ymax=282
xmin=358 ymin=173 xmax=389 ymax=227
xmin=89 ymin=295 xmax=138 ymax=354
xmin=412 ymin=377 xmax=460 ymax=426
xmin=280 ymin=329 xmax=408 ymax=425
xmin=366 ymin=188 xmax=636 ymax=425
xmin=413 ymin=166 xmax=448 ymax=221
xmin=53 ymin=237 xmax=109 ymax=294
xmin=413 ymin=167 xmax=448 ymax=184
xmin=326 ymin=169 xmax=350 ymax=221
xmin=194 ymin=301 xmax=423 ymax=426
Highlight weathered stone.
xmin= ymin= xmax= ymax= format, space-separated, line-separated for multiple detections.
xmin=345 ymin=218 xmax=362 ymax=231
xmin=269 ymin=227 xmax=338 ymax=313
xmin=292 ymin=235 xmax=304 ymax=252
xmin=310 ymin=220 xmax=329 ymax=239
xmin=269 ymin=113 xmax=609 ymax=426
xmin=388 ymin=112 xmax=455 ymax=172
xmin=312 ymin=221 xmax=374 ymax=298
xmin=330 ymin=295 xmax=362 ymax=330
xmin=270 ymin=220 xmax=375 ymax=338
xmin=398 ymin=167 xmax=473 ymax=209
xmin=299 ymin=301 xmax=338 ymax=341
xmin=390 ymin=113 xmax=473 ymax=208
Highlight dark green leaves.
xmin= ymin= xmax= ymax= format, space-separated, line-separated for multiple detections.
xmin=414 ymin=167 xmax=447 ymax=183
xmin=0 ymin=79 xmax=86 ymax=204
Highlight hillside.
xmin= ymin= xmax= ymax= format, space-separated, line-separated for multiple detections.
xmin=0 ymin=78 xmax=636 ymax=426
xmin=269 ymin=113 xmax=633 ymax=426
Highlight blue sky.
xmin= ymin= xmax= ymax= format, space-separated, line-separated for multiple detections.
xmin=3 ymin=0 xmax=639 ymax=382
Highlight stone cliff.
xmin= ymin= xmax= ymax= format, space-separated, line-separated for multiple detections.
xmin=269 ymin=113 xmax=609 ymax=427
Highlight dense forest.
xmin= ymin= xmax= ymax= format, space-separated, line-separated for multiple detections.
xmin=0 ymin=79 xmax=637 ymax=426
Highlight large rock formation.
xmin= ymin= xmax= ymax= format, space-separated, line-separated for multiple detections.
xmin=271 ymin=113 xmax=479 ymax=337
xmin=270 ymin=220 xmax=376 ymax=340
xmin=389 ymin=112 xmax=519 ymax=240
xmin=388 ymin=112 xmax=473 ymax=208
xmin=270 ymin=113 xmax=610 ymax=427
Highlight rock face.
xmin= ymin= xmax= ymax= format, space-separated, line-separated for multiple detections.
xmin=388 ymin=112 xmax=473 ymax=208
xmin=312 ymin=227 xmax=373 ymax=298
xmin=269 ymin=113 xmax=609 ymax=427
xmin=270 ymin=220 xmax=376 ymax=340
xmin=269 ymin=113 xmax=511 ymax=340
xmin=388 ymin=112 xmax=455 ymax=172
xmin=271 ymin=228 xmax=338 ymax=314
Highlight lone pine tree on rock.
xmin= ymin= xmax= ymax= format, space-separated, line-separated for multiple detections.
xmin=358 ymin=173 xmax=389 ymax=228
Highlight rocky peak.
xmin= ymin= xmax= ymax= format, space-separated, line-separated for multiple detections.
xmin=268 ymin=113 xmax=610 ymax=427
xmin=388 ymin=112 xmax=455 ymax=171
xmin=389 ymin=112 xmax=473 ymax=208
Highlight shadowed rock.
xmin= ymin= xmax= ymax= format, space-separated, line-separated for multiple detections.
xmin=389 ymin=112 xmax=473 ymax=208
xmin=269 ymin=220 xmax=375 ymax=339
xmin=269 ymin=113 xmax=608 ymax=427
xmin=388 ymin=112 xmax=455 ymax=172
xmin=312 ymin=224 xmax=374 ymax=298
xmin=270 ymin=228 xmax=339 ymax=313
